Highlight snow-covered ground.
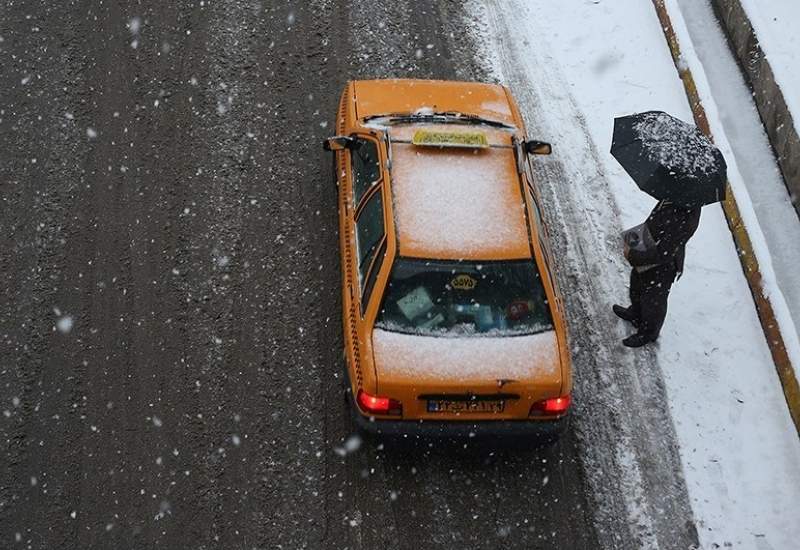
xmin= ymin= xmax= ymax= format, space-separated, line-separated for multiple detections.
xmin=739 ymin=0 xmax=800 ymax=123
xmin=674 ymin=0 xmax=800 ymax=392
xmin=473 ymin=1 xmax=800 ymax=548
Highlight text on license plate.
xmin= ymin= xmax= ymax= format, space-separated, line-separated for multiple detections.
xmin=427 ymin=400 xmax=505 ymax=414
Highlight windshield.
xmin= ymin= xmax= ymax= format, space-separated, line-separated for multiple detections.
xmin=376 ymin=258 xmax=554 ymax=337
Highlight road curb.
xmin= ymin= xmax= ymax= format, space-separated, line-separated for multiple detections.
xmin=651 ymin=0 xmax=800 ymax=436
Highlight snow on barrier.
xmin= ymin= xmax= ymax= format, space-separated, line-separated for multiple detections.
xmin=709 ymin=0 xmax=800 ymax=218
xmin=651 ymin=0 xmax=800 ymax=435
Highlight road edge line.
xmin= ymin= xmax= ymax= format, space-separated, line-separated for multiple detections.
xmin=651 ymin=0 xmax=800 ymax=436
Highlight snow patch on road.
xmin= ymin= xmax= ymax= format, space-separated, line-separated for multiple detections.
xmin=475 ymin=2 xmax=699 ymax=548
xmin=474 ymin=0 xmax=800 ymax=548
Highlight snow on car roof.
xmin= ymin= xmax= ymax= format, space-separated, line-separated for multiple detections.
xmin=389 ymin=132 xmax=532 ymax=260
xmin=372 ymin=328 xmax=559 ymax=382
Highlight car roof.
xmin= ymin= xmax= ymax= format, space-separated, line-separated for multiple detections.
xmin=353 ymin=79 xmax=517 ymax=128
xmin=388 ymin=125 xmax=533 ymax=261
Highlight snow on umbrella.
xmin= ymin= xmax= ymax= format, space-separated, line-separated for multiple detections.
xmin=611 ymin=111 xmax=727 ymax=207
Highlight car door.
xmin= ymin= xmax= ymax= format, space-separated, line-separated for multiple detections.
xmin=339 ymin=134 xmax=387 ymax=388
xmin=340 ymin=134 xmax=390 ymax=387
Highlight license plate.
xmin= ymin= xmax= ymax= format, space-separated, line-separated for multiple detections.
xmin=427 ymin=399 xmax=505 ymax=414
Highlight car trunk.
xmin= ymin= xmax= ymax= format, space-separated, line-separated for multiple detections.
xmin=371 ymin=328 xmax=563 ymax=420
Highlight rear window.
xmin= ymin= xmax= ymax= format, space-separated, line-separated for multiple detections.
xmin=376 ymin=258 xmax=554 ymax=337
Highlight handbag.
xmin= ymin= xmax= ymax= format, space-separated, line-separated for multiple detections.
xmin=622 ymin=222 xmax=659 ymax=268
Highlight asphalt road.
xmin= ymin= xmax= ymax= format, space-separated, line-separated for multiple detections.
xmin=1 ymin=2 xmax=599 ymax=549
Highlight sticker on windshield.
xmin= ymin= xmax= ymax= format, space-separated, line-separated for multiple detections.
xmin=397 ymin=286 xmax=434 ymax=320
xmin=450 ymin=274 xmax=477 ymax=291
xmin=412 ymin=130 xmax=489 ymax=148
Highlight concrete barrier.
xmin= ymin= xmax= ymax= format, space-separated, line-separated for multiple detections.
xmin=710 ymin=0 xmax=800 ymax=217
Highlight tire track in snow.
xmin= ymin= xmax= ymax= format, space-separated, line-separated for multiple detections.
xmin=477 ymin=2 xmax=700 ymax=548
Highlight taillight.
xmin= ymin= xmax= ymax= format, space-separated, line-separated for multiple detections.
xmin=529 ymin=394 xmax=571 ymax=417
xmin=356 ymin=390 xmax=402 ymax=416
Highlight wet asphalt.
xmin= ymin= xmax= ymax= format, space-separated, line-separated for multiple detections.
xmin=1 ymin=2 xmax=599 ymax=549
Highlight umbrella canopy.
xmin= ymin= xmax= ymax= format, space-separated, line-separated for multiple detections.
xmin=611 ymin=111 xmax=727 ymax=206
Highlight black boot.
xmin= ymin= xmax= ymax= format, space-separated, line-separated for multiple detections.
xmin=613 ymin=304 xmax=639 ymax=327
xmin=622 ymin=332 xmax=657 ymax=348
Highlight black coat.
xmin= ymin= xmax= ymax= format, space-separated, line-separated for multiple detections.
xmin=627 ymin=200 xmax=701 ymax=274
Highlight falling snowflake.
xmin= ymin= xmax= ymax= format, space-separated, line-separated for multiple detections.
xmin=56 ymin=315 xmax=74 ymax=334
xmin=128 ymin=17 xmax=142 ymax=34
xmin=215 ymin=255 xmax=230 ymax=268
xmin=334 ymin=434 xmax=362 ymax=456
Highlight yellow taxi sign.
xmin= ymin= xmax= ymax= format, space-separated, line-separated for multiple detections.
xmin=412 ymin=129 xmax=489 ymax=148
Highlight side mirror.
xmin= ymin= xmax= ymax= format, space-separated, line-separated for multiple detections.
xmin=524 ymin=140 xmax=552 ymax=155
xmin=323 ymin=136 xmax=358 ymax=151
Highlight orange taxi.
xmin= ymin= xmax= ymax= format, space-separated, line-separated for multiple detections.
xmin=323 ymin=79 xmax=571 ymax=439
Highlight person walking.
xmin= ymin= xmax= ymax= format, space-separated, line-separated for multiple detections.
xmin=614 ymin=199 xmax=701 ymax=347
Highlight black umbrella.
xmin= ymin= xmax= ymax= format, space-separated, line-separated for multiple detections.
xmin=611 ymin=111 xmax=727 ymax=206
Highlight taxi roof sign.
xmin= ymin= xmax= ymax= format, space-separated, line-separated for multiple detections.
xmin=411 ymin=130 xmax=489 ymax=149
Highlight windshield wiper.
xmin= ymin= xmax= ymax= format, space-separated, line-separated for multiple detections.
xmin=366 ymin=112 xmax=514 ymax=129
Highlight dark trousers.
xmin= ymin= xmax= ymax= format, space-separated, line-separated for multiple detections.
xmin=629 ymin=264 xmax=677 ymax=337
